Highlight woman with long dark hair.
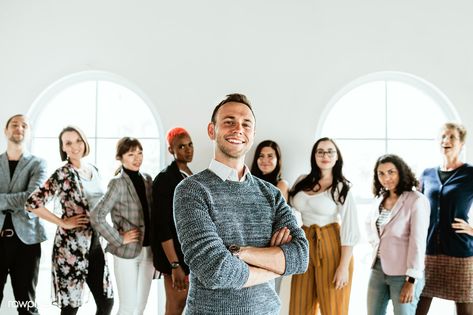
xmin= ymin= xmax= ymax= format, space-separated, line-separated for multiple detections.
xmin=250 ymin=140 xmax=289 ymax=200
xmin=289 ymin=137 xmax=359 ymax=315
xmin=250 ymin=140 xmax=290 ymax=294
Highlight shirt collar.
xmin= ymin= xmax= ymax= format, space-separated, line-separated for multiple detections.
xmin=209 ymin=159 xmax=250 ymax=182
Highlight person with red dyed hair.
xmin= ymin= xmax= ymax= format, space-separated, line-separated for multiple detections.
xmin=152 ymin=127 xmax=194 ymax=315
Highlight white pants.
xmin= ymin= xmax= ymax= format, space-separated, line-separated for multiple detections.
xmin=113 ymin=246 xmax=154 ymax=315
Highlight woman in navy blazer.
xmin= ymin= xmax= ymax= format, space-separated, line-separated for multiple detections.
xmin=366 ymin=154 xmax=430 ymax=315
xmin=416 ymin=123 xmax=473 ymax=315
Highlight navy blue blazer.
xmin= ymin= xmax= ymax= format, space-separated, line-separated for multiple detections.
xmin=421 ymin=163 xmax=473 ymax=257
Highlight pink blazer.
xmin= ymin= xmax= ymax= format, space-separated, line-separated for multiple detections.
xmin=366 ymin=191 xmax=430 ymax=278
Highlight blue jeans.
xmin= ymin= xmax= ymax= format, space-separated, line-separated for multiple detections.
xmin=367 ymin=259 xmax=424 ymax=315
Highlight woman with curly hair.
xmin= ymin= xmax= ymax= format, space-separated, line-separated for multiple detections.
xmin=366 ymin=154 xmax=430 ymax=315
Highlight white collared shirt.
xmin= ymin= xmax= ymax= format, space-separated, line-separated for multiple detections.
xmin=208 ymin=159 xmax=250 ymax=182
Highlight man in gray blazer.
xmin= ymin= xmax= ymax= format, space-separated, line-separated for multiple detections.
xmin=0 ymin=114 xmax=47 ymax=315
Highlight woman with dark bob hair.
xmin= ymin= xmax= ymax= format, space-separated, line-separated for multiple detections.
xmin=366 ymin=154 xmax=430 ymax=315
xmin=289 ymin=137 xmax=359 ymax=315
xmin=90 ymin=137 xmax=154 ymax=315
xmin=250 ymin=140 xmax=289 ymax=200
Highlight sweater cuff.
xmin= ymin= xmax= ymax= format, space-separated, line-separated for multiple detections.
xmin=406 ymin=268 xmax=423 ymax=279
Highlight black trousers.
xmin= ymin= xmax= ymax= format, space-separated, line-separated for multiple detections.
xmin=60 ymin=233 xmax=114 ymax=315
xmin=0 ymin=214 xmax=41 ymax=315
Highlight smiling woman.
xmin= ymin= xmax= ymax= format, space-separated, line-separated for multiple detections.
xmin=251 ymin=140 xmax=289 ymax=201
xmin=417 ymin=123 xmax=473 ymax=315
xmin=289 ymin=137 xmax=360 ymax=315
xmin=90 ymin=137 xmax=155 ymax=315
xmin=25 ymin=125 xmax=114 ymax=314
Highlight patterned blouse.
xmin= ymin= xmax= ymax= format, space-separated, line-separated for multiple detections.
xmin=25 ymin=163 xmax=113 ymax=308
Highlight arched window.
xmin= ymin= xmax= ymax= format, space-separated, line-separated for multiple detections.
xmin=319 ymin=71 xmax=458 ymax=201
xmin=26 ymin=71 xmax=164 ymax=314
xmin=318 ymin=71 xmax=458 ymax=314
xmin=28 ymin=71 xmax=163 ymax=180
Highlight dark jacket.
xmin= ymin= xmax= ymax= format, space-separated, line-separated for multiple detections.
xmin=151 ymin=160 xmax=190 ymax=274
xmin=421 ymin=163 xmax=473 ymax=257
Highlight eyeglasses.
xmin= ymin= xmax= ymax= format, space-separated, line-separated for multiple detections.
xmin=315 ymin=149 xmax=337 ymax=158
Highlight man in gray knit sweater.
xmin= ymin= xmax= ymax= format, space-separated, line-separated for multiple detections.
xmin=174 ymin=94 xmax=309 ymax=314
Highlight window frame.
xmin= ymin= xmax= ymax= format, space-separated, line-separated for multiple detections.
xmin=316 ymin=71 xmax=461 ymax=203
xmin=27 ymin=70 xmax=165 ymax=173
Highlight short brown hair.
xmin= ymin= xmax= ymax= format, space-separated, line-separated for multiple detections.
xmin=58 ymin=126 xmax=90 ymax=161
xmin=5 ymin=114 xmax=25 ymax=129
xmin=442 ymin=122 xmax=467 ymax=143
xmin=115 ymin=137 xmax=143 ymax=160
xmin=211 ymin=93 xmax=255 ymax=123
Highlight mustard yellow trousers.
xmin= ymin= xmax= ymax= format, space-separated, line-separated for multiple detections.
xmin=289 ymin=223 xmax=353 ymax=315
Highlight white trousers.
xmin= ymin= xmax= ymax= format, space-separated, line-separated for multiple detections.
xmin=113 ymin=246 xmax=154 ymax=315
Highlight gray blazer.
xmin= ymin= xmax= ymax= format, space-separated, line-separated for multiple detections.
xmin=90 ymin=169 xmax=153 ymax=259
xmin=0 ymin=152 xmax=47 ymax=244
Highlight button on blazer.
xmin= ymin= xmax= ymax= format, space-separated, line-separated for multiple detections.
xmin=90 ymin=169 xmax=153 ymax=259
xmin=0 ymin=152 xmax=47 ymax=244
xmin=366 ymin=190 xmax=430 ymax=278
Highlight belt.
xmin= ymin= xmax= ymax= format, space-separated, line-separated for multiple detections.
xmin=0 ymin=229 xmax=14 ymax=237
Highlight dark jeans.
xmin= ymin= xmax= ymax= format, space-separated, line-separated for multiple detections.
xmin=0 ymin=214 xmax=41 ymax=315
xmin=60 ymin=233 xmax=114 ymax=315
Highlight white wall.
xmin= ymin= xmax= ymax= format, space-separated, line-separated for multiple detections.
xmin=2 ymin=0 xmax=473 ymax=183
xmin=1 ymin=1 xmax=471 ymax=314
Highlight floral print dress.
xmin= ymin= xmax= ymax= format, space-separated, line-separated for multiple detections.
xmin=25 ymin=164 xmax=113 ymax=308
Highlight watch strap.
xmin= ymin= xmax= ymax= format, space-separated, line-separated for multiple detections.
xmin=405 ymin=276 xmax=416 ymax=284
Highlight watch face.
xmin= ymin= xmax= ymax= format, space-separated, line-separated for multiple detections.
xmin=229 ymin=244 xmax=241 ymax=256
xmin=171 ymin=262 xmax=180 ymax=269
xmin=406 ymin=276 xmax=416 ymax=284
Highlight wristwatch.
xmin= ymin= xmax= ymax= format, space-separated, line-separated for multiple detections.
xmin=228 ymin=244 xmax=241 ymax=258
xmin=405 ymin=276 xmax=416 ymax=284
xmin=170 ymin=261 xmax=180 ymax=269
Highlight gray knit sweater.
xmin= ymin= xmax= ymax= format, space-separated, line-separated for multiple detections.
xmin=174 ymin=169 xmax=309 ymax=314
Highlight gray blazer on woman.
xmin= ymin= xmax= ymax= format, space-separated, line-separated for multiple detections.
xmin=0 ymin=152 xmax=47 ymax=244
xmin=90 ymin=169 xmax=153 ymax=258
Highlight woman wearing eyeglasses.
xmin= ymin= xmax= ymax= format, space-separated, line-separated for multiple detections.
xmin=416 ymin=123 xmax=473 ymax=315
xmin=289 ymin=137 xmax=360 ymax=315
